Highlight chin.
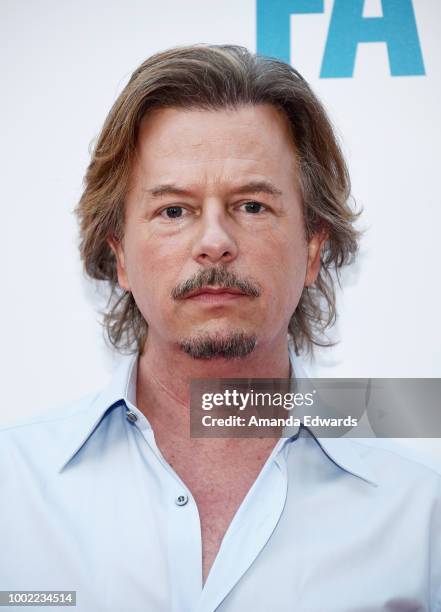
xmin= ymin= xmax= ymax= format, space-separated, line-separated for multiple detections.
xmin=177 ymin=328 xmax=258 ymax=360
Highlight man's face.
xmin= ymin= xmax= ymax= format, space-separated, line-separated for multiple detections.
xmin=109 ymin=104 xmax=324 ymax=358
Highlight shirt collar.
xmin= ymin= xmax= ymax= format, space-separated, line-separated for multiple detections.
xmin=57 ymin=353 xmax=138 ymax=473
xmin=57 ymin=343 xmax=378 ymax=486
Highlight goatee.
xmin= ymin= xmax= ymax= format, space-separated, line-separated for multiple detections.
xmin=178 ymin=331 xmax=257 ymax=359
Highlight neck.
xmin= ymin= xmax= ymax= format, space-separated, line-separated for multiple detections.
xmin=135 ymin=331 xmax=292 ymax=439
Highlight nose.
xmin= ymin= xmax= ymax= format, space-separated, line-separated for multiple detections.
xmin=191 ymin=203 xmax=238 ymax=265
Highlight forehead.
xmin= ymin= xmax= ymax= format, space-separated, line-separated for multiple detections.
xmin=132 ymin=104 xmax=299 ymax=190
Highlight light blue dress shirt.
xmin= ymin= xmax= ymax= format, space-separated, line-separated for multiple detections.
xmin=1 ymin=345 xmax=440 ymax=611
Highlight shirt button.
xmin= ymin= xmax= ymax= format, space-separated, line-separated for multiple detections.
xmin=126 ymin=411 xmax=138 ymax=423
xmin=175 ymin=494 xmax=189 ymax=506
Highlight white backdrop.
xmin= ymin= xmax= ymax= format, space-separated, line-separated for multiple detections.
xmin=1 ymin=0 xmax=440 ymax=460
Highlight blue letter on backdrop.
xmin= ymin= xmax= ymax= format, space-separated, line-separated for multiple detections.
xmin=256 ymin=0 xmax=324 ymax=63
xmin=320 ymin=0 xmax=425 ymax=78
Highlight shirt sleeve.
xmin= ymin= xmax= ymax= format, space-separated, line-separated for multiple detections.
xmin=431 ymin=474 xmax=441 ymax=611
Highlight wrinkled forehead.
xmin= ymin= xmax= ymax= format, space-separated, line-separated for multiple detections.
xmin=130 ymin=104 xmax=300 ymax=193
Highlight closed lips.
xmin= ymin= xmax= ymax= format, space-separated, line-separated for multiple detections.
xmin=186 ymin=287 xmax=246 ymax=297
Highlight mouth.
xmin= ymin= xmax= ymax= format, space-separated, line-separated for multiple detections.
xmin=185 ymin=286 xmax=248 ymax=303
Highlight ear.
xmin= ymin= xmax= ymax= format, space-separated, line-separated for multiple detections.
xmin=107 ymin=237 xmax=131 ymax=292
xmin=304 ymin=228 xmax=328 ymax=287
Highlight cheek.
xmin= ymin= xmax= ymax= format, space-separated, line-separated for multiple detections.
xmin=123 ymin=229 xmax=189 ymax=304
xmin=258 ymin=231 xmax=309 ymax=309
xmin=259 ymin=227 xmax=308 ymax=277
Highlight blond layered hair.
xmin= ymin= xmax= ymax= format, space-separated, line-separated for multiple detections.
xmin=75 ymin=44 xmax=360 ymax=356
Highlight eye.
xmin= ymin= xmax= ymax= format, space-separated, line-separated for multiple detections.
xmin=240 ymin=201 xmax=267 ymax=214
xmin=160 ymin=206 xmax=187 ymax=219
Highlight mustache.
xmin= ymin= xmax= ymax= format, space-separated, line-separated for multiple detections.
xmin=171 ymin=267 xmax=262 ymax=300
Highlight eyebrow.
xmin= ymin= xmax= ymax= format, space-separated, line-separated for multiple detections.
xmin=145 ymin=180 xmax=283 ymax=199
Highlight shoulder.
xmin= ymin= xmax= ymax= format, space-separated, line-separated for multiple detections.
xmin=0 ymin=391 xmax=99 ymax=436
xmin=348 ymin=437 xmax=441 ymax=495
xmin=350 ymin=437 xmax=441 ymax=473
xmin=0 ymin=392 xmax=100 ymax=472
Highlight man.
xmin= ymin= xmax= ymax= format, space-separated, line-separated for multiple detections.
xmin=1 ymin=45 xmax=440 ymax=611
